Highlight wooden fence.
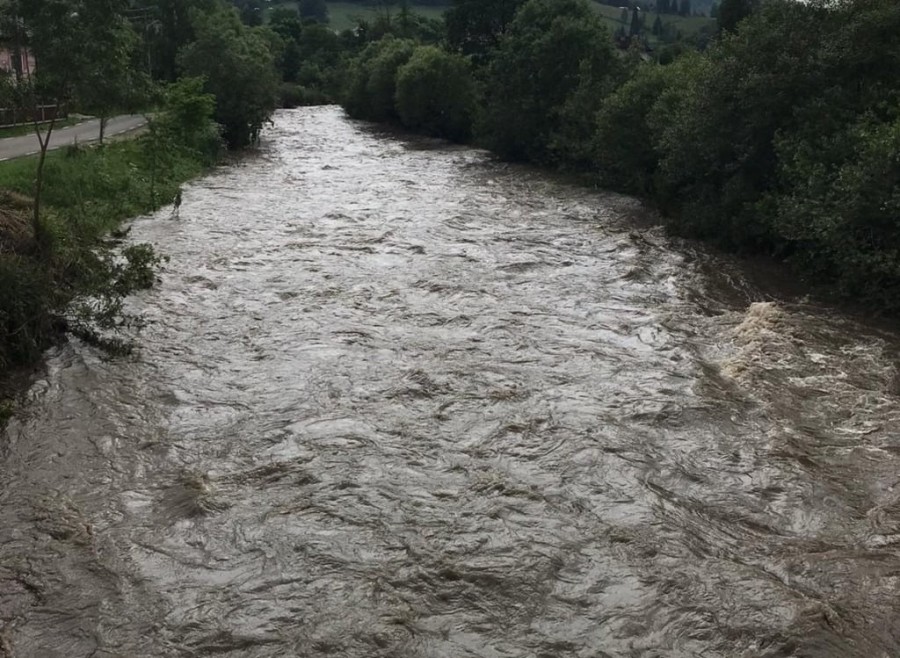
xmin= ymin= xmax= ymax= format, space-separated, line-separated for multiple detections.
xmin=0 ymin=104 xmax=67 ymax=129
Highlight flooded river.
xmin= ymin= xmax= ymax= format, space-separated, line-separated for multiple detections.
xmin=2 ymin=107 xmax=900 ymax=657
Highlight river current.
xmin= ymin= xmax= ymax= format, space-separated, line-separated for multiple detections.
xmin=2 ymin=107 xmax=899 ymax=657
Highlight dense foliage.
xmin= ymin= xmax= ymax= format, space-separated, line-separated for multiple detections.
xmin=1 ymin=0 xmax=899 ymax=385
xmin=336 ymin=0 xmax=900 ymax=313
xmin=0 ymin=83 xmax=218 ymax=371
xmin=0 ymin=0 xmax=268 ymax=378
xmin=343 ymin=37 xmax=417 ymax=122
xmin=480 ymin=0 xmax=619 ymax=165
xmin=178 ymin=5 xmax=278 ymax=147
xmin=395 ymin=46 xmax=475 ymax=141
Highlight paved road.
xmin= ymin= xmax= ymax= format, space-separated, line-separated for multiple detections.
xmin=0 ymin=114 xmax=147 ymax=161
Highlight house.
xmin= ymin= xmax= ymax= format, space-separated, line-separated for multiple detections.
xmin=0 ymin=46 xmax=36 ymax=81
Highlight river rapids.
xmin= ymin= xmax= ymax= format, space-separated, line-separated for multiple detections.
xmin=2 ymin=107 xmax=899 ymax=657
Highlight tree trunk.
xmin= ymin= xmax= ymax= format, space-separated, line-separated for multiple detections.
xmin=32 ymin=120 xmax=56 ymax=242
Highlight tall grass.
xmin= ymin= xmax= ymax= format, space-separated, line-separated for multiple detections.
xmin=0 ymin=135 xmax=209 ymax=372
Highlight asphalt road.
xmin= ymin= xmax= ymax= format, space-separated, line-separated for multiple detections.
xmin=0 ymin=115 xmax=147 ymax=161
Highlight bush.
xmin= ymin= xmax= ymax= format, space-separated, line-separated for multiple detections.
xmin=479 ymin=0 xmax=618 ymax=165
xmin=774 ymin=116 xmax=900 ymax=306
xmin=0 ymin=128 xmax=211 ymax=372
xmin=279 ymin=83 xmax=330 ymax=108
xmin=0 ymin=254 xmax=55 ymax=370
xmin=178 ymin=7 xmax=279 ymax=148
xmin=154 ymin=77 xmax=222 ymax=163
xmin=648 ymin=0 xmax=833 ymax=247
xmin=395 ymin=46 xmax=476 ymax=142
xmin=593 ymin=64 xmax=671 ymax=194
xmin=343 ymin=38 xmax=416 ymax=122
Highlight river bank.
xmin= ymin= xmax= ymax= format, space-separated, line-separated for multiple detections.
xmin=0 ymin=124 xmax=217 ymax=419
xmin=338 ymin=0 xmax=900 ymax=317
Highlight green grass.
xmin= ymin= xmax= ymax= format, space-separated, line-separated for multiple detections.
xmin=327 ymin=2 xmax=448 ymax=31
xmin=0 ymin=140 xmax=201 ymax=231
xmin=0 ymin=137 xmax=207 ymax=373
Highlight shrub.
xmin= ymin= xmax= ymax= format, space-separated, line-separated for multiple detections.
xmin=343 ymin=38 xmax=416 ymax=123
xmin=479 ymin=0 xmax=618 ymax=165
xmin=395 ymin=46 xmax=476 ymax=142
xmin=593 ymin=64 xmax=670 ymax=194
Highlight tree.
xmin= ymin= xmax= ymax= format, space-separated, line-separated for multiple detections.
xmin=234 ymin=0 xmax=263 ymax=26
xmin=8 ymin=0 xmax=141 ymax=234
xmin=395 ymin=46 xmax=476 ymax=141
xmin=75 ymin=20 xmax=149 ymax=143
xmin=142 ymin=77 xmax=219 ymax=204
xmin=268 ymin=7 xmax=304 ymax=81
xmin=717 ymin=0 xmax=756 ymax=32
xmin=144 ymin=0 xmax=218 ymax=81
xmin=298 ymin=0 xmax=329 ymax=23
xmin=178 ymin=6 xmax=278 ymax=147
xmin=679 ymin=0 xmax=691 ymax=17
xmin=652 ymin=14 xmax=663 ymax=35
xmin=629 ymin=7 xmax=642 ymax=36
xmin=342 ymin=37 xmax=416 ymax=122
xmin=650 ymin=0 xmax=833 ymax=242
xmin=480 ymin=0 xmax=619 ymax=164
xmin=445 ymin=0 xmax=526 ymax=62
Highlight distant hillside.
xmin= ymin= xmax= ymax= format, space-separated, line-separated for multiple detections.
xmin=326 ymin=1 xmax=448 ymax=31
xmin=265 ymin=1 xmax=450 ymax=31
xmin=591 ymin=2 xmax=716 ymax=42
xmin=266 ymin=0 xmax=714 ymax=35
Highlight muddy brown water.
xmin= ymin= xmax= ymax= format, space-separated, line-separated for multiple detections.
xmin=2 ymin=107 xmax=900 ymax=657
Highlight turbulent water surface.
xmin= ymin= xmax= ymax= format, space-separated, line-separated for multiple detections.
xmin=2 ymin=107 xmax=900 ymax=657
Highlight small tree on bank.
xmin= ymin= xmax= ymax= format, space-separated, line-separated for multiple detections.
xmin=178 ymin=6 xmax=278 ymax=148
xmin=7 ymin=0 xmax=139 ymax=236
xmin=395 ymin=46 xmax=476 ymax=142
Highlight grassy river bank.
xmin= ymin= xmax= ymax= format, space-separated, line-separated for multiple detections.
xmin=0 ymin=116 xmax=220 ymax=423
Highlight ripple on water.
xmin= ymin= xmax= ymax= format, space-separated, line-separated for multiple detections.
xmin=1 ymin=106 xmax=899 ymax=658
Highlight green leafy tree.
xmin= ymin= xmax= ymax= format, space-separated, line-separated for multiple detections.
xmin=145 ymin=0 xmax=218 ymax=81
xmin=298 ymin=0 xmax=329 ymax=23
xmin=445 ymin=0 xmax=526 ymax=62
xmin=394 ymin=46 xmax=476 ymax=141
xmin=268 ymin=7 xmax=304 ymax=81
xmin=717 ymin=0 xmax=756 ymax=32
xmin=142 ymin=76 xmax=219 ymax=204
xmin=75 ymin=19 xmax=150 ymax=143
xmin=178 ymin=6 xmax=278 ymax=147
xmin=234 ymin=0 xmax=263 ymax=26
xmin=649 ymin=0 xmax=831 ymax=242
xmin=343 ymin=37 xmax=416 ymax=122
xmin=765 ymin=0 xmax=900 ymax=306
xmin=10 ymin=0 xmax=142 ymax=233
xmin=480 ymin=0 xmax=618 ymax=164
xmin=629 ymin=7 xmax=642 ymax=36
xmin=593 ymin=62 xmax=672 ymax=193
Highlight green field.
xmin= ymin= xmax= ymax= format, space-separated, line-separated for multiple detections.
xmin=590 ymin=3 xmax=715 ymax=42
xmin=325 ymin=2 xmax=448 ymax=31
xmin=267 ymin=2 xmax=450 ymax=32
